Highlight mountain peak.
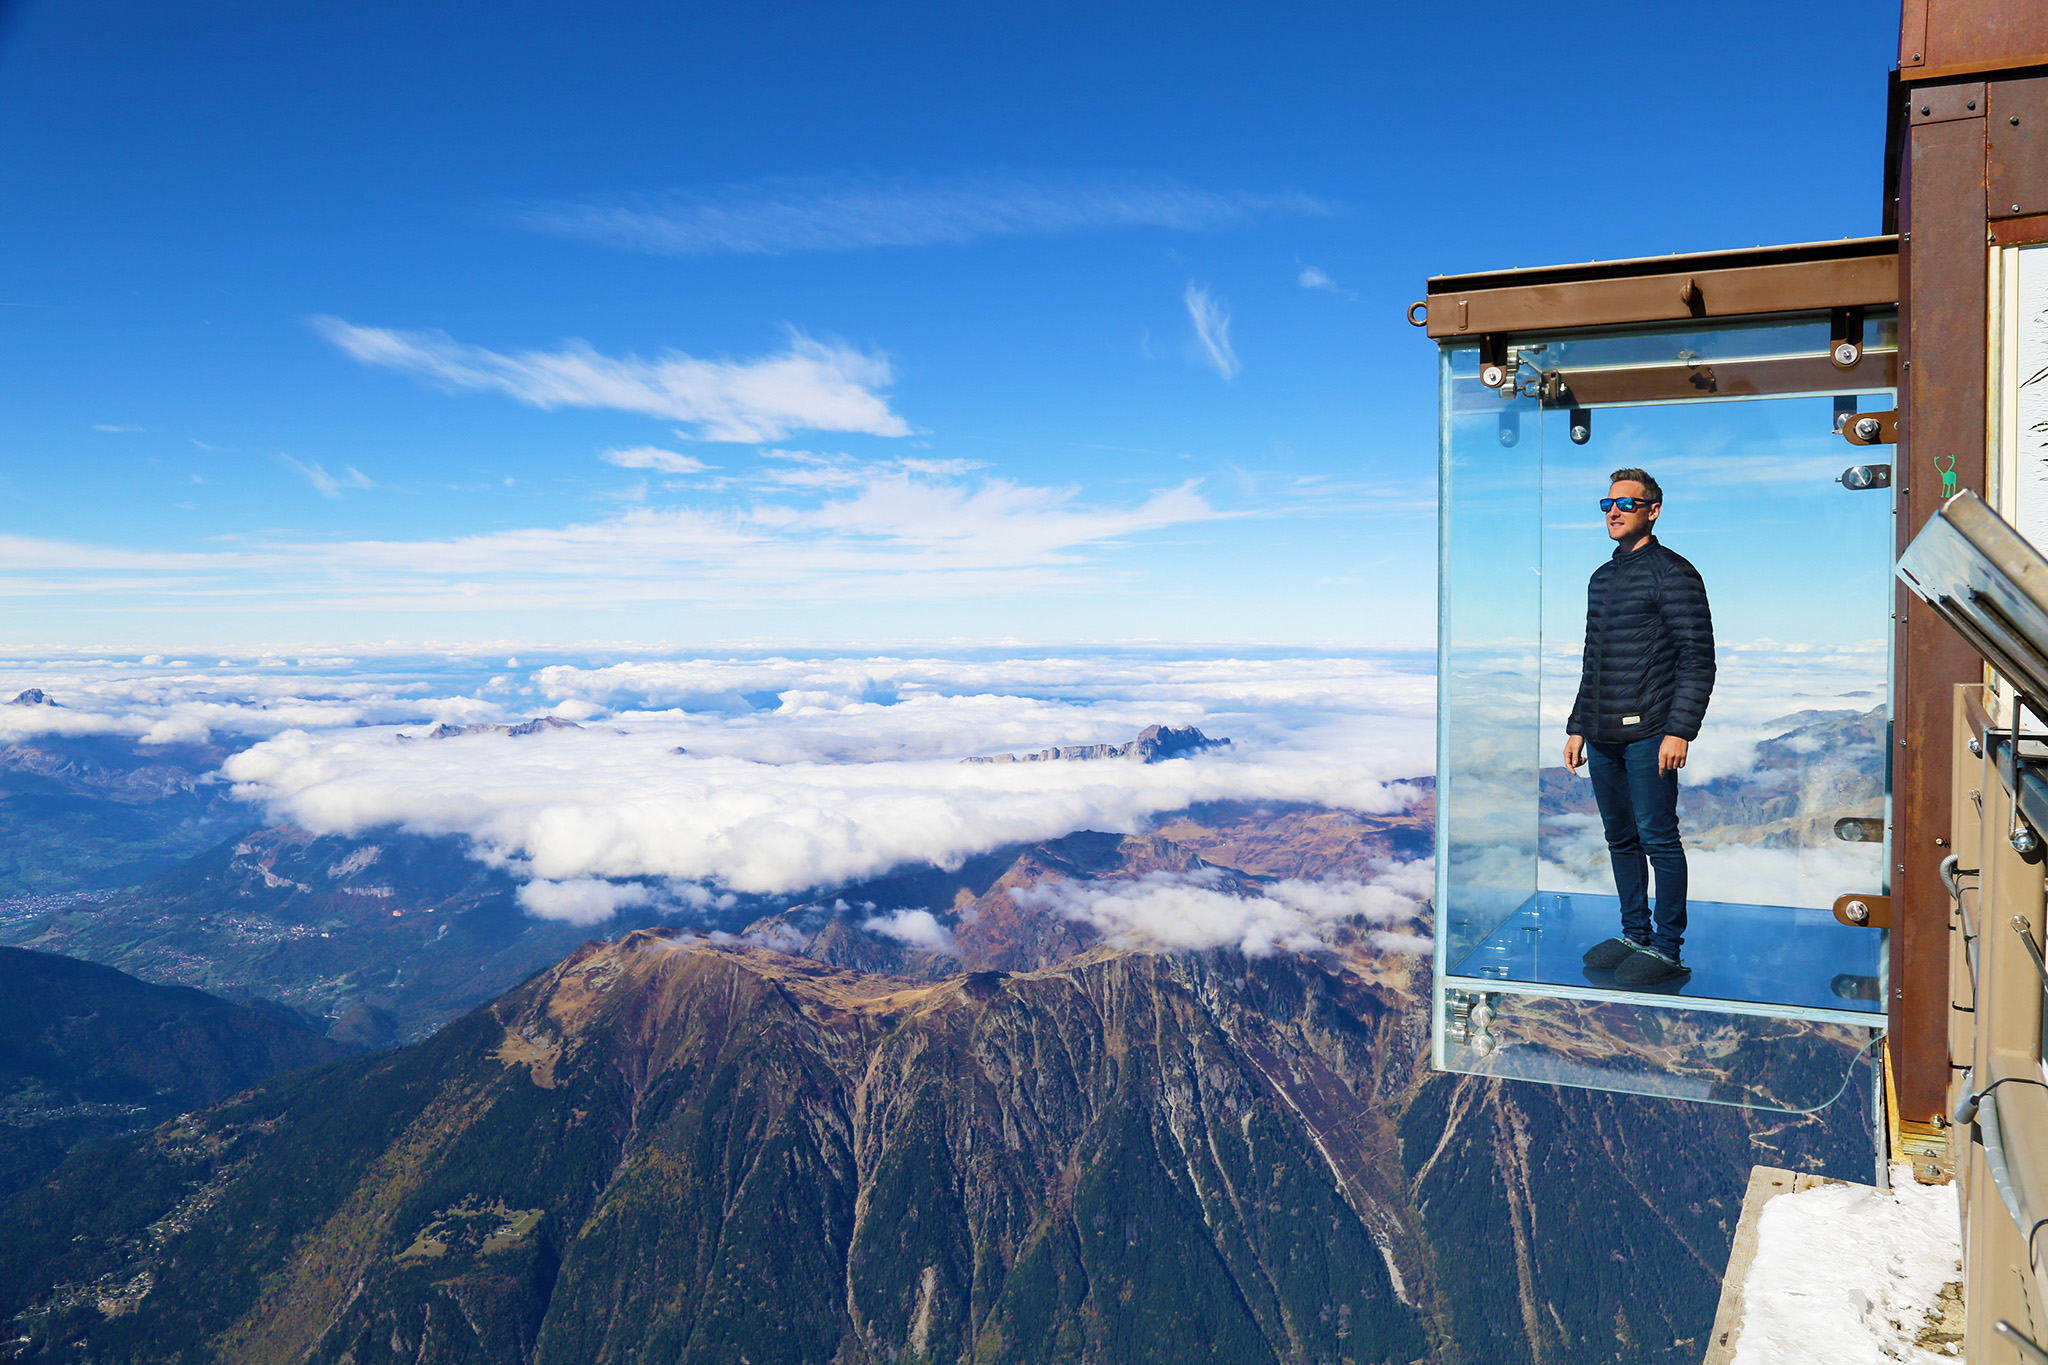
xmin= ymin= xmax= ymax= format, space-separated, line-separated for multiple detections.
xmin=963 ymin=723 xmax=1229 ymax=765
xmin=400 ymin=716 xmax=582 ymax=742
xmin=7 ymin=689 xmax=59 ymax=707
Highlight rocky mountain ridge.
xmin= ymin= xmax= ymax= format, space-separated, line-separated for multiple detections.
xmin=963 ymin=723 xmax=1229 ymax=765
xmin=0 ymin=924 xmax=1874 ymax=1365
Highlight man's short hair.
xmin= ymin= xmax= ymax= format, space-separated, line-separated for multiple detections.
xmin=1609 ymin=467 xmax=1662 ymax=503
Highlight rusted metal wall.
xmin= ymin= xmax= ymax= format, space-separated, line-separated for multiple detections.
xmin=1901 ymin=0 xmax=2048 ymax=81
xmin=1893 ymin=88 xmax=1990 ymax=1126
xmin=1892 ymin=4 xmax=2048 ymax=1126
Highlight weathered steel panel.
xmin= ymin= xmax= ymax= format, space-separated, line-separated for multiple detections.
xmin=1909 ymin=79 xmax=1987 ymax=126
xmin=1989 ymin=75 xmax=2048 ymax=219
xmin=1895 ymin=110 xmax=1993 ymax=1124
xmin=1909 ymin=0 xmax=2048 ymax=80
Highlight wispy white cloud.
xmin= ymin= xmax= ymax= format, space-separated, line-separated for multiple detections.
xmin=518 ymin=877 xmax=652 ymax=925
xmin=514 ymin=172 xmax=1330 ymax=257
xmin=1011 ymin=866 xmax=1429 ymax=957
xmin=280 ymin=455 xmax=374 ymax=499
xmin=1184 ymin=283 xmax=1239 ymax=380
xmin=863 ymin=907 xmax=955 ymax=953
xmin=92 ymin=424 xmax=144 ymax=434
xmin=1296 ymin=265 xmax=1355 ymax=301
xmin=311 ymin=317 xmax=911 ymax=443
xmin=0 ymin=466 xmax=1224 ymax=610
xmin=603 ymin=445 xmax=711 ymax=475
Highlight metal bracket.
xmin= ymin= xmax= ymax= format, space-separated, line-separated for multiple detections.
xmin=1834 ymin=893 xmax=1891 ymax=928
xmin=1840 ymin=410 xmax=1899 ymax=446
xmin=1830 ymin=305 xmax=1867 ymax=368
xmin=1444 ymin=989 xmax=1499 ymax=1057
xmin=1478 ymin=334 xmax=1509 ymax=389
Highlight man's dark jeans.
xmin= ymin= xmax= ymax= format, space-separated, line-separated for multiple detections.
xmin=1587 ymin=736 xmax=1687 ymax=959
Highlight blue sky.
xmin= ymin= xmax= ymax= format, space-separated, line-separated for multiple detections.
xmin=0 ymin=0 xmax=1900 ymax=653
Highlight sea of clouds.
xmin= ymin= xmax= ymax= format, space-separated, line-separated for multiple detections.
xmin=0 ymin=650 xmax=1438 ymax=944
xmin=0 ymin=640 xmax=1886 ymax=945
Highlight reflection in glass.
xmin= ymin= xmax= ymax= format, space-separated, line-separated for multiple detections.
xmin=1439 ymin=345 xmax=1542 ymax=969
xmin=1440 ymin=990 xmax=1881 ymax=1122
xmin=1517 ymin=309 xmax=1897 ymax=375
xmin=1536 ymin=397 xmax=1891 ymax=920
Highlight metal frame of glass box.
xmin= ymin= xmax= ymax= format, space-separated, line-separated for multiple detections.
xmin=1422 ymin=243 xmax=1903 ymax=1108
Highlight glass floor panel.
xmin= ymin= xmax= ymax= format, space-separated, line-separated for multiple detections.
xmin=1447 ymin=891 xmax=1885 ymax=1016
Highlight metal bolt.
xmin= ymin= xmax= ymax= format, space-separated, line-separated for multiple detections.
xmin=2014 ymin=116 xmax=2023 ymax=126
xmin=1836 ymin=341 xmax=1862 ymax=366
xmin=1854 ymin=415 xmax=1882 ymax=441
xmin=1971 ymin=737 xmax=1984 ymax=758
xmin=1921 ymin=105 xmax=1931 ymax=115
xmin=1913 ymin=52 xmax=1921 ymax=60
xmin=1846 ymin=900 xmax=1871 ymax=923
xmin=2015 ymin=824 xmax=2039 ymax=856
xmin=2015 ymin=205 xmax=2023 ymax=213
xmin=1968 ymin=100 xmax=1977 ymax=111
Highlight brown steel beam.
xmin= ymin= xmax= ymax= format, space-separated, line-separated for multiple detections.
xmin=1446 ymin=351 xmax=1899 ymax=411
xmin=1892 ymin=93 xmax=1991 ymax=1126
xmin=1990 ymin=213 xmax=2048 ymax=247
xmin=1423 ymin=241 xmax=1897 ymax=339
xmin=1542 ymin=352 xmax=1898 ymax=407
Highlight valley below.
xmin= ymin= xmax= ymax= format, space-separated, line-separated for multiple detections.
xmin=0 ymin=704 xmax=1879 ymax=1364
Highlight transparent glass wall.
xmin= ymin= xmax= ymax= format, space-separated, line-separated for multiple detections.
xmin=1441 ymin=991 xmax=1880 ymax=1121
xmin=1435 ymin=312 xmax=1897 ymax=1100
xmin=1439 ymin=346 xmax=1542 ymax=969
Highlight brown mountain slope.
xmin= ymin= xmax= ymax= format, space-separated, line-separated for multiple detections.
xmin=2 ymin=928 xmax=1868 ymax=1365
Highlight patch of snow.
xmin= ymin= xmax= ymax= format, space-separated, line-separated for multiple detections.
xmin=1732 ymin=1166 xmax=1961 ymax=1364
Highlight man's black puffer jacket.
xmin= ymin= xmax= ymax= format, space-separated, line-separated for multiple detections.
xmin=1567 ymin=536 xmax=1715 ymax=744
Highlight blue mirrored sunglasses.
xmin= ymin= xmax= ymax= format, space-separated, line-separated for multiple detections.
xmin=1599 ymin=496 xmax=1656 ymax=513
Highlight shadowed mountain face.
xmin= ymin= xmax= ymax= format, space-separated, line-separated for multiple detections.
xmin=0 ymin=929 xmax=1869 ymax=1365
xmin=0 ymin=947 xmax=352 ymax=1199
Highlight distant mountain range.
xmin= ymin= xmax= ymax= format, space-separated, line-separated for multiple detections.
xmin=0 ymin=798 xmax=1428 ymax=1045
xmin=1540 ymin=706 xmax=1885 ymax=847
xmin=964 ymin=723 xmax=1230 ymax=765
xmin=0 ymin=734 xmax=253 ymax=900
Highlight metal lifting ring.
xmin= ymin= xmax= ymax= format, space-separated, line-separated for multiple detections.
xmin=1406 ymin=301 xmax=1429 ymax=327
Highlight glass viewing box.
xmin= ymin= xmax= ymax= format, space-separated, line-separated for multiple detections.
xmin=1427 ymin=250 xmax=1900 ymax=1115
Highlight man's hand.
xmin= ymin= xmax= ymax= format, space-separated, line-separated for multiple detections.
xmin=1659 ymin=735 xmax=1689 ymax=775
xmin=1564 ymin=735 xmax=1585 ymax=773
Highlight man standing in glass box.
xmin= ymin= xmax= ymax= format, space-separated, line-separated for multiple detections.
xmin=1565 ymin=468 xmax=1716 ymax=987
